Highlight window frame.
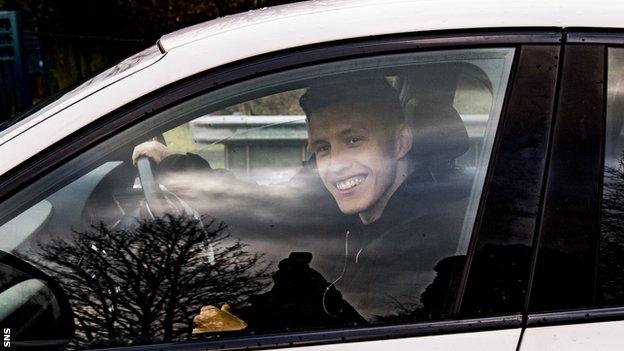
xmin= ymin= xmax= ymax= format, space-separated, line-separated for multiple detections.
xmin=458 ymin=44 xmax=562 ymax=320
xmin=526 ymin=31 xmax=624 ymax=328
xmin=0 ymin=30 xmax=563 ymax=349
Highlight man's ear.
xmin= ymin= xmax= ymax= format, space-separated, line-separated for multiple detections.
xmin=395 ymin=123 xmax=413 ymax=159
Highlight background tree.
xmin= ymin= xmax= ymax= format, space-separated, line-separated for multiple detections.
xmin=1 ymin=0 xmax=303 ymax=41
xmin=0 ymin=0 xmax=303 ymax=94
xmin=33 ymin=214 xmax=269 ymax=349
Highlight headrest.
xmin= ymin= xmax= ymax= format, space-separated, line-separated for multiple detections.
xmin=406 ymin=98 xmax=470 ymax=165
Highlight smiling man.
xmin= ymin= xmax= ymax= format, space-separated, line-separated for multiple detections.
xmin=301 ymin=78 xmax=415 ymax=225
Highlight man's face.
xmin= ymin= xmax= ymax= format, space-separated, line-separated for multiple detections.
xmin=307 ymin=102 xmax=402 ymax=215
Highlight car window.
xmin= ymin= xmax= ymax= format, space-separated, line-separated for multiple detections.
xmin=599 ymin=47 xmax=624 ymax=306
xmin=0 ymin=48 xmax=514 ymax=349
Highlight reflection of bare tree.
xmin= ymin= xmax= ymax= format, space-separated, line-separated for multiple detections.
xmin=600 ymin=153 xmax=624 ymax=303
xmin=371 ymin=299 xmax=423 ymax=325
xmin=373 ymin=245 xmax=532 ymax=323
xmin=371 ymin=256 xmax=464 ymax=324
xmin=33 ymin=214 xmax=269 ymax=349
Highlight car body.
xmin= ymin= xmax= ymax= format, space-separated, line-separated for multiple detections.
xmin=1 ymin=0 xmax=624 ymax=350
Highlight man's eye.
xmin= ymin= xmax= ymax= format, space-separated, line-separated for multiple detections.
xmin=315 ymin=145 xmax=330 ymax=153
xmin=348 ymin=136 xmax=364 ymax=144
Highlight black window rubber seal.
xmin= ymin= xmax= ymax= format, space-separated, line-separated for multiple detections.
xmin=91 ymin=315 xmax=523 ymax=351
xmin=567 ymin=28 xmax=624 ymax=44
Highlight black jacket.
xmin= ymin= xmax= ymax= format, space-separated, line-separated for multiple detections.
xmin=329 ymin=169 xmax=470 ymax=321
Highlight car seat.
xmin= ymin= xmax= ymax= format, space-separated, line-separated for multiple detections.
xmin=397 ymin=62 xmax=491 ymax=181
xmin=406 ymin=98 xmax=470 ymax=181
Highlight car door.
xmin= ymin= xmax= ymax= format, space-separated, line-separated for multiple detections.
xmin=0 ymin=31 xmax=560 ymax=350
xmin=520 ymin=31 xmax=624 ymax=350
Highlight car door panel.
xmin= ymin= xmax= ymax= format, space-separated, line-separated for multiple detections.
xmin=521 ymin=321 xmax=624 ymax=350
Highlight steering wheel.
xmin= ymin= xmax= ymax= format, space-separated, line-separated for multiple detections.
xmin=135 ymin=156 xmax=216 ymax=264
xmin=136 ymin=155 xmax=204 ymax=220
xmin=136 ymin=156 xmax=171 ymax=218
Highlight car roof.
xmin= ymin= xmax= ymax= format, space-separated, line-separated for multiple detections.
xmin=2 ymin=0 xmax=624 ymax=176
xmin=158 ymin=0 xmax=624 ymax=52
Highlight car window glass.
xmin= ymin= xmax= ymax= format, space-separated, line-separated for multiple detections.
xmin=0 ymin=48 xmax=514 ymax=349
xmin=599 ymin=47 xmax=624 ymax=306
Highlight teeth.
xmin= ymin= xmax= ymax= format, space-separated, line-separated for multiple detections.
xmin=336 ymin=176 xmax=365 ymax=191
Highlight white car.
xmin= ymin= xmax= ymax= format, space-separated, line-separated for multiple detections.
xmin=1 ymin=0 xmax=624 ymax=350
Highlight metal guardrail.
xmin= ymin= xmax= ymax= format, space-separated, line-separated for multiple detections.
xmin=190 ymin=115 xmax=307 ymax=143
xmin=189 ymin=113 xmax=489 ymax=144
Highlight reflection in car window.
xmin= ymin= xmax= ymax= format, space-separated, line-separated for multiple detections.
xmin=0 ymin=48 xmax=514 ymax=349
xmin=599 ymin=47 xmax=624 ymax=306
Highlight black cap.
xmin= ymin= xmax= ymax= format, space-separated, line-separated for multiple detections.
xmin=299 ymin=76 xmax=403 ymax=123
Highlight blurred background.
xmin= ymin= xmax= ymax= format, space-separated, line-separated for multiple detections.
xmin=0 ymin=0 xmax=302 ymax=122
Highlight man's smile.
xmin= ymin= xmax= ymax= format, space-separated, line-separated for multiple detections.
xmin=334 ymin=174 xmax=368 ymax=191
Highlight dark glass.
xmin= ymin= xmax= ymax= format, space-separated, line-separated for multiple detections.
xmin=528 ymin=45 xmax=605 ymax=312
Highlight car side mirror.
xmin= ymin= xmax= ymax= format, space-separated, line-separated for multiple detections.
xmin=0 ymin=250 xmax=74 ymax=349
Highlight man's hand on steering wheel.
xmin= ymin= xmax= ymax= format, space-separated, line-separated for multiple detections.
xmin=132 ymin=140 xmax=173 ymax=165
xmin=132 ymin=140 xmax=177 ymax=218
